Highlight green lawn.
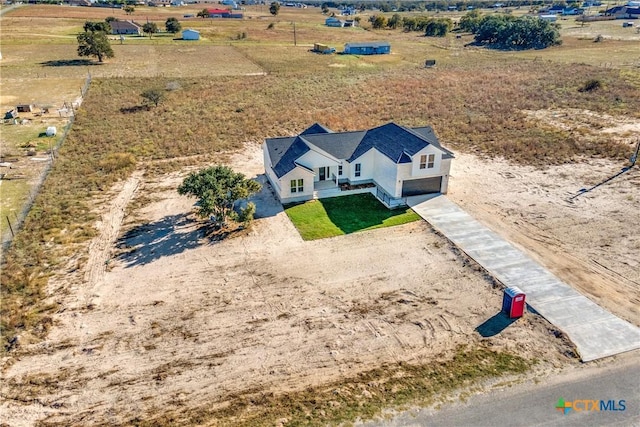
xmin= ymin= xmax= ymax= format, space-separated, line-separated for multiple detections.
xmin=284 ymin=193 xmax=421 ymax=240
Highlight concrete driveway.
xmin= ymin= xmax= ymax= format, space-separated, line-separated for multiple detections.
xmin=408 ymin=195 xmax=640 ymax=362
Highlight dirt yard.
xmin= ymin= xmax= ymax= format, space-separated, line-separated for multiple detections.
xmin=0 ymin=144 xmax=577 ymax=426
xmin=1 ymin=115 xmax=638 ymax=425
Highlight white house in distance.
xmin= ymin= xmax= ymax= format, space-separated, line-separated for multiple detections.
xmin=182 ymin=29 xmax=200 ymax=40
xmin=263 ymin=122 xmax=454 ymax=206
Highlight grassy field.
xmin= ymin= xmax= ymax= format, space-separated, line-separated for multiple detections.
xmin=134 ymin=344 xmax=531 ymax=426
xmin=285 ymin=193 xmax=420 ymax=240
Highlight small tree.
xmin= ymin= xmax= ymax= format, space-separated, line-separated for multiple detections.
xmin=369 ymin=15 xmax=387 ymax=29
xmin=197 ymin=8 xmax=209 ymax=18
xmin=269 ymin=2 xmax=280 ymax=16
xmin=165 ymin=17 xmax=182 ymax=34
xmin=140 ymin=88 xmax=165 ymax=107
xmin=143 ymin=22 xmax=159 ymax=39
xmin=178 ymin=166 xmax=262 ymax=227
xmin=105 ymin=16 xmax=118 ymax=24
xmin=77 ymin=31 xmax=114 ymax=63
xmin=84 ymin=21 xmax=111 ymax=33
xmin=124 ymin=5 xmax=135 ymax=15
xmin=387 ymin=13 xmax=402 ymax=29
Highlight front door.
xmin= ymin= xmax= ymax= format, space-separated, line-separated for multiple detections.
xmin=319 ymin=167 xmax=327 ymax=181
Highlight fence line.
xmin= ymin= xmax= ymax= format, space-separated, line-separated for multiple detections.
xmin=1 ymin=73 xmax=92 ymax=256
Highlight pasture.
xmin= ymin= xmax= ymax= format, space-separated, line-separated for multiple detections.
xmin=1 ymin=3 xmax=639 ymax=426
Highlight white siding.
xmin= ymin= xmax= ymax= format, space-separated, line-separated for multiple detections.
xmin=297 ymin=149 xmax=339 ymax=170
xmin=349 ymin=149 xmax=375 ymax=182
xmin=279 ymin=168 xmax=314 ymax=202
xmin=410 ymin=145 xmax=445 ymax=177
xmin=372 ymin=151 xmax=400 ymax=197
xmin=440 ymin=158 xmax=452 ymax=194
xmin=263 ymin=143 xmax=281 ymax=195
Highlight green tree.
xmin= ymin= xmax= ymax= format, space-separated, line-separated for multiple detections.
xmin=140 ymin=88 xmax=165 ymax=107
xmin=84 ymin=21 xmax=111 ymax=33
xmin=387 ymin=13 xmax=402 ymax=29
xmin=269 ymin=2 xmax=280 ymax=16
xmin=178 ymin=166 xmax=262 ymax=227
xmin=473 ymin=15 xmax=561 ymax=49
xmin=77 ymin=31 xmax=114 ymax=63
xmin=142 ymin=22 xmax=159 ymax=39
xmin=105 ymin=16 xmax=118 ymax=24
xmin=123 ymin=5 xmax=135 ymax=15
xmin=458 ymin=9 xmax=482 ymax=33
xmin=321 ymin=3 xmax=329 ymax=14
xmin=424 ymin=18 xmax=453 ymax=37
xmin=165 ymin=17 xmax=182 ymax=34
xmin=197 ymin=8 xmax=209 ymax=18
xmin=369 ymin=14 xmax=387 ymax=29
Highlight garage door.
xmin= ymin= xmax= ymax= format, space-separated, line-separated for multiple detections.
xmin=401 ymin=177 xmax=442 ymax=197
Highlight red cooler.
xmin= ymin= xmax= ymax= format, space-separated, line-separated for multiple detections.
xmin=502 ymin=286 xmax=526 ymax=318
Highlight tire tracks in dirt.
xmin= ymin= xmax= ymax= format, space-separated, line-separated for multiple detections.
xmin=82 ymin=171 xmax=143 ymax=307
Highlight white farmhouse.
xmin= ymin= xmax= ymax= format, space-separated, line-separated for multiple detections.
xmin=263 ymin=122 xmax=454 ymax=206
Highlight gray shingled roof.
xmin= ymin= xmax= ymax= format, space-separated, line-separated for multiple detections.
xmin=302 ymin=130 xmax=366 ymax=160
xmin=266 ymin=122 xmax=451 ymax=178
xmin=266 ymin=136 xmax=310 ymax=178
xmin=301 ymin=123 xmax=333 ymax=135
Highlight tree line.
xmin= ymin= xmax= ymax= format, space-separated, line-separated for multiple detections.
xmin=367 ymin=10 xmax=560 ymax=49
xmin=460 ymin=10 xmax=562 ymax=49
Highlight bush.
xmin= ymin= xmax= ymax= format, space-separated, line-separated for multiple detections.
xmin=237 ymin=202 xmax=256 ymax=225
xmin=579 ymin=79 xmax=602 ymax=92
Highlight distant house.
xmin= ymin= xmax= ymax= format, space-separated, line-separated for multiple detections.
xmin=207 ymin=8 xmax=243 ymax=18
xmin=208 ymin=8 xmax=231 ymax=17
xmin=110 ymin=21 xmax=142 ymax=35
xmin=343 ymin=41 xmax=390 ymax=55
xmin=16 ymin=104 xmax=33 ymax=113
xmin=539 ymin=14 xmax=558 ymax=22
xmin=182 ymin=29 xmax=200 ymax=40
xmin=263 ymin=122 xmax=454 ymax=206
xmin=325 ymin=17 xmax=344 ymax=27
xmin=605 ymin=5 xmax=640 ymax=18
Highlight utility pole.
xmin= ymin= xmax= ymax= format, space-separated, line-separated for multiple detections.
xmin=293 ymin=21 xmax=297 ymax=46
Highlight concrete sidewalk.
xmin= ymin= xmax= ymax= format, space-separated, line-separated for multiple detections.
xmin=408 ymin=195 xmax=640 ymax=362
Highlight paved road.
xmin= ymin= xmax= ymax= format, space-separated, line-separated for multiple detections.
xmin=408 ymin=195 xmax=640 ymax=362
xmin=361 ymin=353 xmax=640 ymax=427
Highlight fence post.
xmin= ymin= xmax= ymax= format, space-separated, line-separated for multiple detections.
xmin=6 ymin=216 xmax=14 ymax=237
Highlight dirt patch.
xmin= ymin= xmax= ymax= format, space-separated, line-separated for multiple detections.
xmin=449 ymin=153 xmax=640 ymax=325
xmin=0 ymin=144 xmax=576 ymax=426
xmin=524 ymin=108 xmax=640 ymax=147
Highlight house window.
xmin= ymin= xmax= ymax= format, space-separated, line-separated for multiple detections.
xmin=355 ymin=163 xmax=361 ymax=177
xmin=427 ymin=154 xmax=435 ymax=168
xmin=419 ymin=155 xmax=427 ymax=169
xmin=291 ymin=179 xmax=304 ymax=193
xmin=338 ymin=165 xmax=343 ymax=176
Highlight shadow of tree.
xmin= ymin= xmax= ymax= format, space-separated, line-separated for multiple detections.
xmin=244 ymin=174 xmax=283 ymax=219
xmin=40 ymin=59 xmax=100 ymax=67
xmin=116 ymin=213 xmax=206 ymax=268
xmin=115 ymin=213 xmax=251 ymax=267
xmin=120 ymin=105 xmax=151 ymax=114
xmin=321 ymin=193 xmax=409 ymax=234
xmin=475 ymin=311 xmax=518 ymax=337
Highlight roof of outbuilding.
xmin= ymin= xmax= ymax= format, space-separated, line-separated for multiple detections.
xmin=266 ymin=122 xmax=452 ymax=178
xmin=344 ymin=41 xmax=390 ymax=48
